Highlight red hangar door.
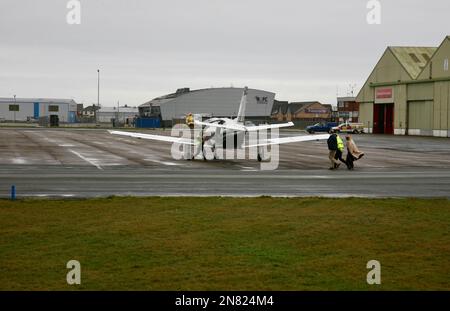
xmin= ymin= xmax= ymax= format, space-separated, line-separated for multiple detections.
xmin=373 ymin=103 xmax=394 ymax=134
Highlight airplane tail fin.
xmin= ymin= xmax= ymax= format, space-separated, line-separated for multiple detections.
xmin=236 ymin=86 xmax=248 ymax=123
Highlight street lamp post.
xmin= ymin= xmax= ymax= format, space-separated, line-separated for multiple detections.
xmin=97 ymin=69 xmax=100 ymax=107
xmin=117 ymin=101 xmax=120 ymax=127
xmin=13 ymin=95 xmax=16 ymax=123
xmin=96 ymin=69 xmax=100 ymax=124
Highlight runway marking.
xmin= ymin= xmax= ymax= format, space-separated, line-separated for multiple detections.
xmin=59 ymin=144 xmax=75 ymax=147
xmin=69 ymin=149 xmax=103 ymax=170
xmin=12 ymin=158 xmax=27 ymax=164
xmin=293 ymin=154 xmax=326 ymax=160
xmin=25 ymin=194 xmax=75 ymax=198
xmin=240 ymin=166 xmax=259 ymax=171
xmin=44 ymin=138 xmax=59 ymax=144
xmin=144 ymin=158 xmax=180 ymax=166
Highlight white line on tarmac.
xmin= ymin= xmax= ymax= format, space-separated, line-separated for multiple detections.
xmin=292 ymin=153 xmax=326 ymax=160
xmin=144 ymin=158 xmax=180 ymax=166
xmin=23 ymin=194 xmax=75 ymax=198
xmin=69 ymin=149 xmax=103 ymax=170
xmin=12 ymin=158 xmax=27 ymax=164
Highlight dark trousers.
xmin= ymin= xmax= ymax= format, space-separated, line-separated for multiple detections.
xmin=335 ymin=150 xmax=347 ymax=167
xmin=346 ymin=152 xmax=355 ymax=169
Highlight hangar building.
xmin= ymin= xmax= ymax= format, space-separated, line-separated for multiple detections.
xmin=140 ymin=87 xmax=275 ymax=127
xmin=97 ymin=106 xmax=139 ymax=124
xmin=356 ymin=36 xmax=450 ymax=136
xmin=0 ymin=97 xmax=78 ymax=123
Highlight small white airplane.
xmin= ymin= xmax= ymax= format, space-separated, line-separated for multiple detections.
xmin=109 ymin=87 xmax=330 ymax=162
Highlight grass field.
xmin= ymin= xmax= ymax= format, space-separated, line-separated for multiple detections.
xmin=0 ymin=197 xmax=449 ymax=290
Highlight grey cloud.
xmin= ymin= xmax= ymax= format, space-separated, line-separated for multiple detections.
xmin=0 ymin=0 xmax=448 ymax=106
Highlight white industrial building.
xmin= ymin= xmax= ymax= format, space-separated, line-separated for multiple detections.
xmin=97 ymin=106 xmax=139 ymax=124
xmin=0 ymin=97 xmax=78 ymax=123
xmin=139 ymin=87 xmax=276 ymax=127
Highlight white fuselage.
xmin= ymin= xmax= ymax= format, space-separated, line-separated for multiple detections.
xmin=200 ymin=117 xmax=253 ymax=150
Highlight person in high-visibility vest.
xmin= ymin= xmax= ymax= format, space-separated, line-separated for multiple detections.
xmin=334 ymin=133 xmax=348 ymax=169
xmin=186 ymin=112 xmax=194 ymax=129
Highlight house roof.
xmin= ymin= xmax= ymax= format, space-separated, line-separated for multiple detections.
xmin=389 ymin=46 xmax=437 ymax=79
xmin=288 ymin=101 xmax=319 ymax=114
xmin=271 ymin=101 xmax=289 ymax=115
xmin=83 ymin=105 xmax=100 ymax=112
xmin=270 ymin=101 xmax=280 ymax=115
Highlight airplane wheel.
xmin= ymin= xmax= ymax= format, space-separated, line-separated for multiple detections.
xmin=257 ymin=154 xmax=262 ymax=162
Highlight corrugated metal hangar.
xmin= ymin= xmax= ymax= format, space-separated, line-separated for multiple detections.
xmin=0 ymin=98 xmax=78 ymax=123
xmin=140 ymin=87 xmax=275 ymax=127
xmin=357 ymin=36 xmax=450 ymax=136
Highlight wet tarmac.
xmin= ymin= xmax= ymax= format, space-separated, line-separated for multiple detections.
xmin=1 ymin=128 xmax=450 ymax=198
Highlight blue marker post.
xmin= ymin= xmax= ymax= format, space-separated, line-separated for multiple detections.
xmin=11 ymin=185 xmax=16 ymax=200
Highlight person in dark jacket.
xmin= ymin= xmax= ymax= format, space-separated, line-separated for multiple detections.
xmin=327 ymin=132 xmax=340 ymax=170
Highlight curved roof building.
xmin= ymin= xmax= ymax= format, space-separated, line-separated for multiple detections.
xmin=140 ymin=87 xmax=275 ymax=126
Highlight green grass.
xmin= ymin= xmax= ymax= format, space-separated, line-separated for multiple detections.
xmin=0 ymin=197 xmax=449 ymax=290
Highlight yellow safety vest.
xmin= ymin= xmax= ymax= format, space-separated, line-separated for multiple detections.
xmin=337 ymin=136 xmax=344 ymax=152
xmin=186 ymin=115 xmax=194 ymax=125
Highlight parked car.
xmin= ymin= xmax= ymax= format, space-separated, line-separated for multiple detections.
xmin=332 ymin=122 xmax=365 ymax=134
xmin=306 ymin=122 xmax=338 ymax=134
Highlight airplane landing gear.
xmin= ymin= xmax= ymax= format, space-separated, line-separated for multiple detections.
xmin=257 ymin=146 xmax=271 ymax=162
xmin=257 ymin=146 xmax=264 ymax=162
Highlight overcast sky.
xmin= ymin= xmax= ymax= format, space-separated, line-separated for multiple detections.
xmin=0 ymin=0 xmax=448 ymax=107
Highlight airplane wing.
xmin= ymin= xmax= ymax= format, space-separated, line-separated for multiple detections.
xmin=195 ymin=121 xmax=294 ymax=132
xmin=245 ymin=122 xmax=294 ymax=132
xmin=246 ymin=133 xmax=330 ymax=148
xmin=108 ymin=130 xmax=195 ymax=145
xmin=194 ymin=121 xmax=245 ymax=131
